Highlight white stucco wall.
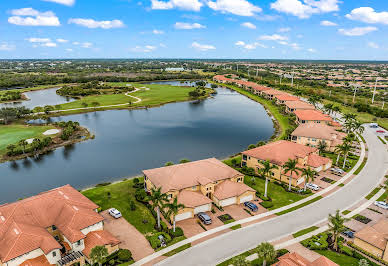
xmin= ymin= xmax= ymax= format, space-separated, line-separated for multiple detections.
xmin=81 ymin=221 xmax=103 ymax=236
xmin=3 ymin=248 xmax=44 ymax=266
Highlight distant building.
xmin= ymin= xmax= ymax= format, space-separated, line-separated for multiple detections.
xmin=294 ymin=110 xmax=333 ymax=125
xmin=284 ymin=101 xmax=315 ymax=113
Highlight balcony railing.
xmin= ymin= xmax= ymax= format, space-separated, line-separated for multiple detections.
xmin=57 ymin=251 xmax=84 ymax=266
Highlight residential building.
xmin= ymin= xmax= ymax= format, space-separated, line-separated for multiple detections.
xmin=291 ymin=123 xmax=346 ymax=151
xmin=273 ymin=252 xmax=338 ymax=266
xmin=241 ymin=141 xmax=332 ymax=186
xmin=0 ymin=185 xmax=120 ymax=266
xmin=213 ymin=75 xmax=233 ymax=84
xmin=354 ymin=218 xmax=388 ymax=262
xmin=294 ymin=110 xmax=333 ymax=125
xmin=284 ymin=101 xmax=315 ymax=114
xmin=143 ymin=158 xmax=255 ymax=221
xmin=274 ymin=94 xmax=300 ymax=105
xmin=262 ymin=89 xmax=287 ymax=100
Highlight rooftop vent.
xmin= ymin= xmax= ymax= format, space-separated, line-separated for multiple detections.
xmin=64 ymin=195 xmax=69 ymax=200
xmin=72 ymin=206 xmax=79 ymax=211
xmin=13 ymin=228 xmax=19 ymax=235
xmin=0 ymin=216 xmax=5 ymax=222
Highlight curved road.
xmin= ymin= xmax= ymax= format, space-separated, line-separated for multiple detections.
xmin=157 ymin=126 xmax=388 ymax=266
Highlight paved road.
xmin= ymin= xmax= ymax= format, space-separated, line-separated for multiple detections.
xmin=157 ymin=126 xmax=388 ymax=266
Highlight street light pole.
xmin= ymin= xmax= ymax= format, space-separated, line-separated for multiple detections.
xmin=372 ymin=77 xmax=378 ymax=104
xmin=256 ymin=67 xmax=258 ymax=77
xmin=352 ymin=84 xmax=359 ymax=104
xmin=291 ymin=71 xmax=294 ymax=87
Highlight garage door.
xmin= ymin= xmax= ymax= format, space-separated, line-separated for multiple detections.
xmin=220 ymin=197 xmax=237 ymax=207
xmin=194 ymin=204 xmax=211 ymax=214
xmin=239 ymin=194 xmax=253 ymax=204
xmin=175 ymin=211 xmax=192 ymax=222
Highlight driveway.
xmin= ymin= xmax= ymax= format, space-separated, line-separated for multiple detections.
xmin=156 ymin=126 xmax=388 ymax=266
xmin=101 ymin=211 xmax=154 ymax=261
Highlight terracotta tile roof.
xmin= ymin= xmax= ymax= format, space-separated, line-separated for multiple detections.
xmin=83 ymin=230 xmax=120 ymax=258
xmin=0 ymin=185 xmax=103 ymax=263
xmin=20 ymin=255 xmax=54 ymax=266
xmin=291 ymin=123 xmax=345 ymax=142
xmin=251 ymin=84 xmax=271 ymax=92
xmin=213 ymin=180 xmax=255 ymax=200
xmin=285 ymin=101 xmax=315 ymax=110
xmin=262 ymin=89 xmax=286 ymax=96
xmin=307 ymin=154 xmax=331 ymax=168
xmin=143 ymin=158 xmax=242 ymax=193
xmin=294 ymin=110 xmax=332 ymax=122
xmin=274 ymin=252 xmax=311 ymax=266
xmin=275 ymin=94 xmax=300 ymax=101
xmin=177 ymin=190 xmax=212 ymax=208
xmin=242 ymin=141 xmax=317 ymax=166
xmin=312 ymin=256 xmax=339 ymax=266
xmin=355 ymin=218 xmax=388 ymax=250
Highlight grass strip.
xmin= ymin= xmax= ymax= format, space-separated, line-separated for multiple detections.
xmin=365 ymin=187 xmax=381 ymax=200
xmin=377 ymin=191 xmax=387 ymax=201
xmin=231 ymin=224 xmax=242 ymax=230
xmin=163 ymin=243 xmax=192 ymax=257
xmin=354 ymin=158 xmax=367 ymax=175
xmin=338 ymin=183 xmax=345 ymax=187
xmin=358 ymin=133 xmax=366 ymax=144
xmin=378 ymin=136 xmax=386 ymax=144
xmin=292 ymin=226 xmax=319 ymax=238
xmin=276 ymin=196 xmax=323 ymax=216
xmin=342 ymin=210 xmax=351 ymax=215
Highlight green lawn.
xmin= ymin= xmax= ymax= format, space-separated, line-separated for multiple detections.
xmin=244 ymin=176 xmax=308 ymax=210
xmin=322 ymin=151 xmax=358 ymax=172
xmin=315 ymin=250 xmax=377 ymax=266
xmin=0 ymin=124 xmax=55 ymax=155
xmin=377 ymin=191 xmax=387 ymax=201
xmin=292 ymin=226 xmax=319 ymax=238
xmin=82 ymin=178 xmax=156 ymax=235
xmin=365 ymin=187 xmax=381 ymax=200
xmin=163 ymin=243 xmax=191 ymax=256
xmin=276 ymin=196 xmax=323 ymax=215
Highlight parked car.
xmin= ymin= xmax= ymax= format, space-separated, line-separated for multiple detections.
xmin=244 ymin=201 xmax=258 ymax=212
xmin=108 ymin=208 xmax=122 ymax=218
xmin=197 ymin=212 xmax=212 ymax=225
xmin=331 ymin=168 xmax=345 ymax=176
xmin=369 ymin=123 xmax=378 ymax=128
xmin=341 ymin=230 xmax=354 ymax=238
xmin=374 ymin=201 xmax=388 ymax=210
xmin=306 ymin=183 xmax=320 ymax=191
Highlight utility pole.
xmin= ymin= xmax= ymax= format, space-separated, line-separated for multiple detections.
xmin=236 ymin=64 xmax=239 ymax=72
xmin=280 ymin=74 xmax=282 ymax=85
xmin=256 ymin=67 xmax=258 ymax=77
xmin=248 ymin=68 xmax=250 ymax=77
xmin=372 ymin=77 xmax=378 ymax=104
xmin=352 ymin=83 xmax=360 ymax=104
xmin=291 ymin=71 xmax=294 ymax=87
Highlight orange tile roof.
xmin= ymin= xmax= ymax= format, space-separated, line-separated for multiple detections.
xmin=177 ymin=190 xmax=212 ymax=208
xmin=20 ymin=255 xmax=54 ymax=266
xmin=312 ymin=256 xmax=339 ymax=266
xmin=242 ymin=141 xmax=317 ymax=166
xmin=292 ymin=123 xmax=345 ymax=142
xmin=262 ymin=89 xmax=286 ymax=96
xmin=307 ymin=154 xmax=331 ymax=168
xmin=285 ymin=101 xmax=315 ymax=110
xmin=83 ymin=230 xmax=120 ymax=258
xmin=273 ymin=252 xmax=338 ymax=266
xmin=355 ymin=218 xmax=388 ymax=250
xmin=0 ymin=185 xmax=103 ymax=263
xmin=143 ymin=158 xmax=242 ymax=193
xmin=294 ymin=110 xmax=332 ymax=122
xmin=213 ymin=180 xmax=255 ymax=200
xmin=275 ymin=94 xmax=300 ymax=101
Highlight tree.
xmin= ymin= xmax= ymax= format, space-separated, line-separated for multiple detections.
xmin=148 ymin=187 xmax=168 ymax=229
xmin=358 ymin=259 xmax=369 ymax=266
xmin=259 ymin=160 xmax=278 ymax=198
xmin=165 ymin=161 xmax=174 ymax=166
xmin=323 ymin=103 xmax=333 ymax=115
xmin=18 ymin=139 xmax=28 ymax=154
xmin=91 ymin=101 xmax=100 ymax=110
xmin=231 ymin=256 xmax=249 ymax=266
xmin=43 ymin=105 xmax=54 ymax=114
xmin=283 ymin=159 xmax=301 ymax=191
xmin=31 ymin=139 xmax=41 ymax=156
xmin=328 ymin=210 xmax=349 ymax=251
xmin=317 ymin=140 xmax=327 ymax=155
xmin=340 ymin=143 xmax=352 ymax=169
xmin=90 ymin=245 xmax=108 ymax=266
xmin=179 ymin=158 xmax=190 ymax=163
xmin=165 ymin=197 xmax=185 ymax=232
xmin=248 ymin=144 xmax=256 ymax=150
xmin=256 ymin=242 xmax=276 ymax=266
xmin=353 ymin=120 xmax=364 ymax=135
xmin=308 ymin=95 xmax=320 ymax=108
xmin=81 ymin=102 xmax=88 ymax=108
xmin=301 ymin=167 xmax=317 ymax=191
xmin=6 ymin=144 xmax=16 ymax=154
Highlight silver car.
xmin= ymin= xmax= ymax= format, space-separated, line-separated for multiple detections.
xmin=108 ymin=208 xmax=122 ymax=218
xmin=374 ymin=201 xmax=388 ymax=210
xmin=306 ymin=183 xmax=320 ymax=191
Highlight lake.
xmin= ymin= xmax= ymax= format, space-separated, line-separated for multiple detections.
xmin=0 ymin=84 xmax=274 ymax=203
xmin=0 ymin=88 xmax=74 ymax=109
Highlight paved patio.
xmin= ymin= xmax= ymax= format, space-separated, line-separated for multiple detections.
xmin=101 ymin=210 xmax=154 ymax=261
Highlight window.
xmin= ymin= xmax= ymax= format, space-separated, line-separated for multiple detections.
xmin=192 ymin=185 xmax=196 ymax=190
xmin=271 ymin=172 xmax=275 ymax=176
xmin=77 ymin=240 xmax=81 ymax=246
xmin=52 ymin=225 xmax=57 ymax=230
xmin=167 ymin=194 xmax=172 ymax=199
xmin=242 ymin=162 xmax=247 ymax=166
xmin=52 ymin=251 xmax=56 ymax=257
xmin=312 ymin=138 xmax=316 ymax=141
xmin=242 ymin=155 xmax=247 ymax=160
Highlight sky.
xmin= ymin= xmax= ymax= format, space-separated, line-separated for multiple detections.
xmin=0 ymin=0 xmax=388 ymax=60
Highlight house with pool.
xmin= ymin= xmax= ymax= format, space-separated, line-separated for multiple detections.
xmin=143 ymin=158 xmax=255 ymax=222
xmin=241 ymin=141 xmax=332 ymax=187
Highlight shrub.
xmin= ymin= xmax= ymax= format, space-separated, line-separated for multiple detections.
xmin=129 ymin=200 xmax=136 ymax=211
xmin=133 ymin=178 xmax=139 ymax=184
xmin=108 ymin=259 xmax=115 ymax=265
xmin=260 ymin=201 xmax=274 ymax=208
xmin=301 ymin=233 xmax=329 ymax=250
xmin=135 ymin=189 xmax=148 ymax=203
xmin=276 ymin=249 xmax=289 ymax=258
xmin=169 ymin=227 xmax=184 ymax=238
xmin=117 ymin=249 xmax=132 ymax=262
xmin=147 ymin=232 xmax=171 ymax=249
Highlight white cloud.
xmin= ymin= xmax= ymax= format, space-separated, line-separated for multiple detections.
xmin=153 ymin=29 xmax=165 ymax=34
xmin=259 ymin=34 xmax=288 ymax=41
xmin=338 ymin=26 xmax=377 ymax=36
xmin=191 ymin=42 xmax=216 ymax=51
xmin=160 ymin=43 xmax=167 ymax=48
xmin=307 ymin=48 xmax=317 ymax=52
xmin=68 ymin=18 xmax=125 ymax=29
xmin=72 ymin=41 xmax=80 ymax=45
xmin=81 ymin=42 xmax=93 ymax=48
xmin=65 ymin=48 xmax=73 ymax=52
xmin=270 ymin=0 xmax=339 ymax=19
xmin=278 ymin=27 xmax=291 ymax=32
xmin=174 ymin=22 xmax=205 ymax=29
xmin=8 ymin=8 xmax=60 ymax=26
xmin=0 ymin=43 xmax=15 ymax=51
xmin=235 ymin=40 xmax=267 ymax=49
xmin=26 ymin=37 xmax=52 ymax=43
xmin=151 ymin=0 xmax=203 ymax=11
xmin=56 ymin=38 xmax=68 ymax=43
xmin=320 ymin=20 xmax=337 ymax=26
xmin=368 ymin=42 xmax=379 ymax=49
xmin=207 ymin=0 xmax=262 ymax=16
xmin=241 ymin=22 xmax=256 ymax=29
xmin=26 ymin=38 xmax=57 ymax=47
xmin=42 ymin=0 xmax=75 ymax=6
xmin=41 ymin=42 xmax=57 ymax=47
xmin=289 ymin=42 xmax=301 ymax=50
xmin=346 ymin=7 xmax=388 ymax=25
xmin=131 ymin=45 xmax=157 ymax=52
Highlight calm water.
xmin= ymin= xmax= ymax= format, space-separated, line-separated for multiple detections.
xmin=0 ymin=88 xmax=74 ymax=109
xmin=0 ymin=85 xmax=274 ymax=203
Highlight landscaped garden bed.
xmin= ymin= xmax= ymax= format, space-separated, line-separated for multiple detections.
xmin=353 ymin=214 xmax=372 ymax=224
xmin=218 ymin=214 xmax=235 ymax=224
xmin=321 ymin=177 xmax=336 ymax=184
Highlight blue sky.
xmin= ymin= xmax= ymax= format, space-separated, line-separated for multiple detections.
xmin=1 ymin=0 xmax=387 ymax=60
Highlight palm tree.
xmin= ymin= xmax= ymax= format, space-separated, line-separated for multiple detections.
xmin=283 ymin=159 xmax=301 ymax=191
xmin=340 ymin=143 xmax=352 ymax=169
xmin=332 ymin=105 xmax=341 ymax=121
xmin=31 ymin=139 xmax=41 ymax=157
xmin=353 ymin=120 xmax=364 ymax=135
xmin=90 ymin=245 xmax=108 ymax=266
xmin=231 ymin=256 xmax=250 ymax=266
xmin=323 ymin=103 xmax=333 ymax=115
xmin=256 ymin=242 xmax=276 ymax=266
xmin=343 ymin=113 xmax=356 ymax=123
xmin=148 ymin=187 xmax=168 ymax=229
xmin=328 ymin=210 xmax=349 ymax=251
xmin=165 ymin=197 xmax=185 ymax=232
xmin=18 ymin=139 xmax=28 ymax=154
xmin=301 ymin=167 xmax=317 ymax=191
xmin=259 ymin=160 xmax=278 ymax=198
xmin=317 ymin=140 xmax=327 ymax=155
xmin=334 ymin=144 xmax=344 ymax=166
